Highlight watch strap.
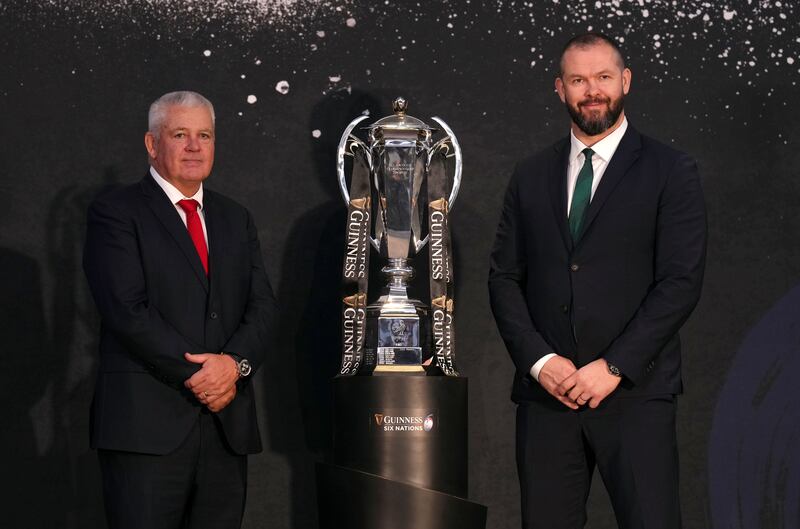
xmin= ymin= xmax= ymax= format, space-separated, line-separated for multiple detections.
xmin=606 ymin=360 xmax=622 ymax=377
xmin=221 ymin=352 xmax=250 ymax=378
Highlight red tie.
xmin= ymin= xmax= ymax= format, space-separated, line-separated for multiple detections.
xmin=177 ymin=199 xmax=208 ymax=275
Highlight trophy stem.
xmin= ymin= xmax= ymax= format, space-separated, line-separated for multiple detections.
xmin=382 ymin=258 xmax=413 ymax=297
xmin=365 ymin=257 xmax=428 ymax=374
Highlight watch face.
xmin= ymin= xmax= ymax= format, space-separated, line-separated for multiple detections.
xmin=239 ymin=359 xmax=252 ymax=377
xmin=608 ymin=362 xmax=621 ymax=377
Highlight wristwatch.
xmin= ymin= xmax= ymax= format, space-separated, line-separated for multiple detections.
xmin=236 ymin=358 xmax=252 ymax=378
xmin=225 ymin=353 xmax=252 ymax=378
xmin=606 ymin=360 xmax=622 ymax=378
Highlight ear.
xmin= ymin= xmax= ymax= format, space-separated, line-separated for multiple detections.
xmin=144 ymin=132 xmax=157 ymax=159
xmin=622 ymin=68 xmax=632 ymax=95
xmin=555 ymin=77 xmax=566 ymax=103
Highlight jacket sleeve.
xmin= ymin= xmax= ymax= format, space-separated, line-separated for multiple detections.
xmin=488 ymin=165 xmax=554 ymax=374
xmin=603 ymin=153 xmax=708 ymax=384
xmin=221 ymin=208 xmax=277 ymax=375
xmin=83 ymin=194 xmax=202 ymax=383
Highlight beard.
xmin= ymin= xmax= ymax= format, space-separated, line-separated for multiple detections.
xmin=565 ymin=93 xmax=625 ymax=137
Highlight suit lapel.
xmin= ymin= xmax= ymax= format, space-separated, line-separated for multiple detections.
xmin=575 ymin=126 xmax=642 ymax=243
xmin=203 ymin=191 xmax=222 ymax=290
xmin=140 ymin=175 xmax=209 ymax=292
xmin=548 ymin=139 xmax=573 ymax=252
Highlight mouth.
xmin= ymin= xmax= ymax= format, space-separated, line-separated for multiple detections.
xmin=579 ymin=99 xmax=609 ymax=109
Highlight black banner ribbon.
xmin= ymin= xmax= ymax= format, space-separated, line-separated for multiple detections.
xmin=428 ymin=150 xmax=459 ymax=376
xmin=339 ymin=145 xmax=371 ymax=376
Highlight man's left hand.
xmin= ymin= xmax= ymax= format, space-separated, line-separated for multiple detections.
xmin=556 ymin=359 xmax=622 ymax=409
xmin=184 ymin=353 xmax=239 ymax=405
xmin=206 ymin=383 xmax=237 ymax=413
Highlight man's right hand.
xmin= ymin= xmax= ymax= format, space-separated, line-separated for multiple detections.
xmin=537 ymin=355 xmax=579 ymax=410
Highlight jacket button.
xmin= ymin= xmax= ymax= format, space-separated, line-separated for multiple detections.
xmin=561 ymin=304 xmax=569 ymax=313
xmin=210 ymin=312 xmax=218 ymax=319
xmin=570 ymin=263 xmax=579 ymax=272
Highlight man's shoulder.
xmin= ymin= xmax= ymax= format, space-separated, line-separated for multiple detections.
xmin=508 ymin=137 xmax=568 ymax=187
xmin=516 ymin=137 xmax=569 ymax=170
xmin=636 ymin=129 xmax=696 ymax=165
xmin=87 ymin=178 xmax=147 ymax=215
xmin=204 ymin=187 xmax=252 ymax=222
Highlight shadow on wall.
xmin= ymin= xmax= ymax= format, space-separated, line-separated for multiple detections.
xmin=709 ymin=283 xmax=800 ymax=529
xmin=0 ymin=167 xmax=120 ymax=528
xmin=47 ymin=168 xmax=122 ymax=527
xmin=262 ymin=87 xmax=382 ymax=529
xmin=0 ymin=247 xmax=62 ymax=528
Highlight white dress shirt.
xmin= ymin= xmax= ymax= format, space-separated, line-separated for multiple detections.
xmin=530 ymin=117 xmax=628 ymax=382
xmin=150 ymin=166 xmax=209 ymax=247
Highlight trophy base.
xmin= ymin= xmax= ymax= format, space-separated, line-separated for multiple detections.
xmin=318 ymin=376 xmax=487 ymax=528
xmin=377 ymin=345 xmax=422 ymax=365
xmin=363 ymin=300 xmax=431 ymax=374
xmin=373 ymin=364 xmax=426 ymax=375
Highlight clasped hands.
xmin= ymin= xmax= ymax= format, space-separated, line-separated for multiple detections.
xmin=537 ymin=356 xmax=621 ymax=410
xmin=183 ymin=353 xmax=239 ymax=412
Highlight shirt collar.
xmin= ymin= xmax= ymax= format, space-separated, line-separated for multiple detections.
xmin=149 ymin=166 xmax=204 ymax=210
xmin=569 ymin=115 xmax=628 ymax=164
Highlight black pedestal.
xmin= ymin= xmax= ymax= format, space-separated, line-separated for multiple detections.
xmin=317 ymin=376 xmax=487 ymax=529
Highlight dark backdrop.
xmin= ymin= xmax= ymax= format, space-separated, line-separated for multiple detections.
xmin=1 ymin=1 xmax=798 ymax=528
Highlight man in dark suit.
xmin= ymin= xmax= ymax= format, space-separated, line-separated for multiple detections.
xmin=489 ymin=34 xmax=707 ymax=529
xmin=84 ymin=91 xmax=277 ymax=529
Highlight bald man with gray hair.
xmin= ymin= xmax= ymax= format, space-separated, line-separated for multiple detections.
xmin=148 ymin=91 xmax=216 ymax=136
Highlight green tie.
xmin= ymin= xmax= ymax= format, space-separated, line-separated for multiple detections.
xmin=569 ymin=148 xmax=594 ymax=240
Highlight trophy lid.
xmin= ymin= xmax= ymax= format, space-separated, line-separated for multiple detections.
xmin=368 ymin=97 xmax=433 ymax=132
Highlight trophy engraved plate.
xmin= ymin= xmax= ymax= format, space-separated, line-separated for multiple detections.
xmin=337 ymin=97 xmax=461 ymax=376
xmin=377 ymin=317 xmax=421 ymax=365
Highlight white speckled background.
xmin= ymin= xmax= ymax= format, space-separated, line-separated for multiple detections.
xmin=1 ymin=1 xmax=798 ymax=528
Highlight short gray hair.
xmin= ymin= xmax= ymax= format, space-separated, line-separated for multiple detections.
xmin=148 ymin=91 xmax=216 ymax=136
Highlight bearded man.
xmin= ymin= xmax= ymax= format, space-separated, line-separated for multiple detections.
xmin=488 ymin=33 xmax=707 ymax=529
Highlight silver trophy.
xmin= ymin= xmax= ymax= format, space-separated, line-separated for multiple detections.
xmin=337 ymin=97 xmax=461 ymax=375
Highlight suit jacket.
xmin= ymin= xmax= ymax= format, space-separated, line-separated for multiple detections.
xmin=488 ymin=125 xmax=707 ymax=404
xmin=83 ymin=174 xmax=277 ymax=455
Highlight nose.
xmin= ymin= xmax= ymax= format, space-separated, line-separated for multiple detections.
xmin=584 ymin=78 xmax=600 ymax=95
xmin=185 ymin=135 xmax=201 ymax=151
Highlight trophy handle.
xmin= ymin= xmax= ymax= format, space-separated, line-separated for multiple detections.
xmin=336 ymin=115 xmax=381 ymax=251
xmin=337 ymin=114 xmax=372 ymax=204
xmin=413 ymin=117 xmax=462 ymax=253
xmin=430 ymin=116 xmax=462 ymax=210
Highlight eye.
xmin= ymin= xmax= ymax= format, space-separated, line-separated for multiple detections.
xmin=200 ymin=132 xmax=212 ymax=140
xmin=571 ymin=78 xmax=584 ymax=85
xmin=599 ymin=74 xmax=612 ymax=80
xmin=174 ymin=132 xmax=186 ymax=139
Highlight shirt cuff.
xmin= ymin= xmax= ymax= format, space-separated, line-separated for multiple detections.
xmin=530 ymin=353 xmax=557 ymax=382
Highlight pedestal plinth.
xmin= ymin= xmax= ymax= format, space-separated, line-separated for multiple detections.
xmin=316 ymin=376 xmax=487 ymax=529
